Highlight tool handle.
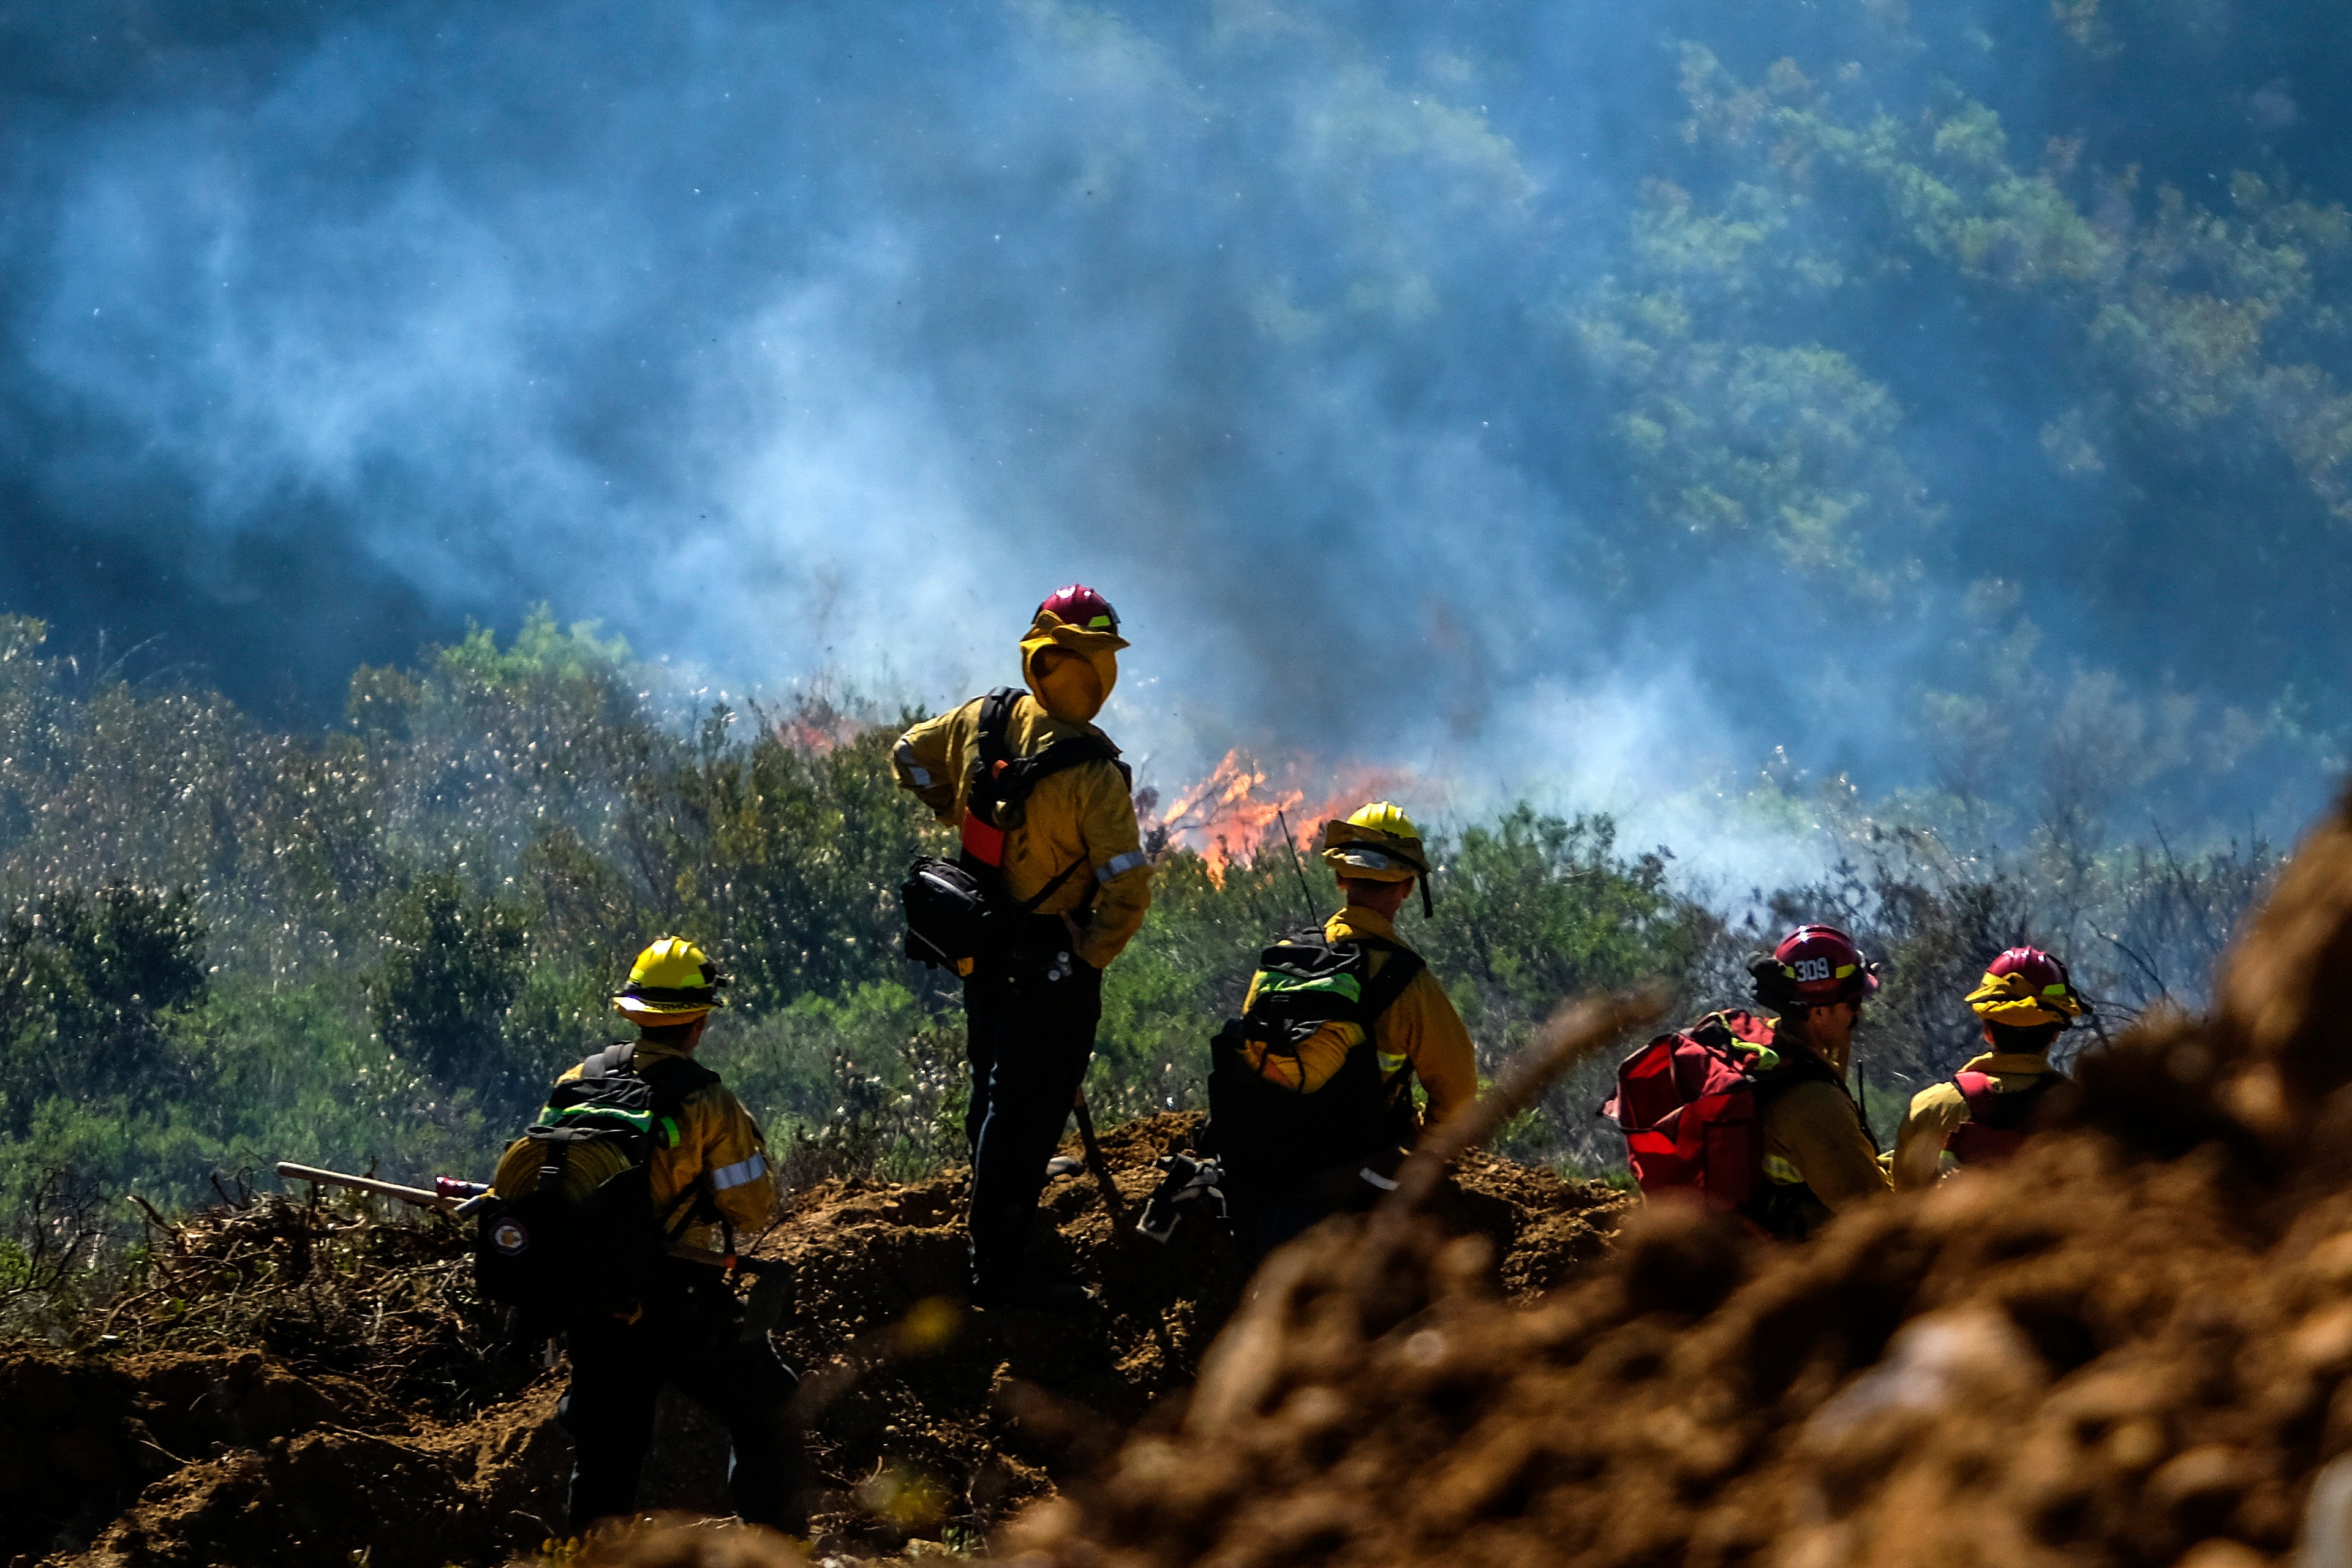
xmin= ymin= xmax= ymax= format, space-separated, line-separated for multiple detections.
xmin=1070 ymin=1090 xmax=1131 ymax=1229
xmin=275 ymin=1161 xmax=458 ymax=1211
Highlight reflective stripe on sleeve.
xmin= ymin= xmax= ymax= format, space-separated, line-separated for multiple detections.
xmin=894 ymin=741 xmax=932 ymax=788
xmin=710 ymin=1152 xmax=769 ymax=1192
xmin=1097 ymin=848 xmax=1149 ymax=882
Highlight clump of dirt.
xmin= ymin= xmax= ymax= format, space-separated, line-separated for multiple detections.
xmin=5 ymin=1109 xmax=1626 ymax=1566
xmin=566 ymin=1518 xmax=810 ymax=1567
xmin=1004 ymin=793 xmax=2352 ymax=1568
xmin=749 ymin=1111 xmax=1627 ymax=1546
xmin=2 ymin=1196 xmax=562 ymax=1566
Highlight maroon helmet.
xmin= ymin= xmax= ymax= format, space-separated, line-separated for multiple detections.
xmin=1035 ymin=584 xmax=1121 ymax=633
xmin=1752 ymin=924 xmax=1880 ymax=1009
xmin=1967 ymin=946 xmax=2087 ymax=1027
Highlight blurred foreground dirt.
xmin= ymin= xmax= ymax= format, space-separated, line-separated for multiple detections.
xmin=1003 ymin=794 xmax=2352 ymax=1568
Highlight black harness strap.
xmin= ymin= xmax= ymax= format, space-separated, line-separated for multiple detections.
xmin=629 ymin=1047 xmax=733 ymax=1250
xmin=969 ymin=687 xmax=1133 ymax=828
xmin=1754 ymin=1042 xmax=1881 ymax=1153
xmin=1350 ymin=936 xmax=1428 ymax=1028
xmin=965 ymin=687 xmax=1129 ymax=925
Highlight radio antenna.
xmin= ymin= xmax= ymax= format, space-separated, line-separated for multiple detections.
xmin=1276 ymin=808 xmax=1319 ymax=925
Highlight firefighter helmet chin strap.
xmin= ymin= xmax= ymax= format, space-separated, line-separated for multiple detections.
xmin=1419 ymin=873 xmax=1433 ymax=919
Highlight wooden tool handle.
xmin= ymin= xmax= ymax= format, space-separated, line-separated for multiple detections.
xmin=275 ymin=1161 xmax=455 ymax=1210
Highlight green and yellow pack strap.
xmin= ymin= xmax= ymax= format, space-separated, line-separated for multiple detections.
xmin=530 ymin=1043 xmax=723 ymax=1234
xmin=1246 ymin=929 xmax=1427 ymax=1043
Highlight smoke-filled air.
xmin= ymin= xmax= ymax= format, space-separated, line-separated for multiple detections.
xmin=8 ymin=2 xmax=2352 ymax=1563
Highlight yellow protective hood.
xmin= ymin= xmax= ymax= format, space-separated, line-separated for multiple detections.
xmin=1964 ymin=967 xmax=2088 ymax=1027
xmin=1020 ymin=609 xmax=1128 ymax=722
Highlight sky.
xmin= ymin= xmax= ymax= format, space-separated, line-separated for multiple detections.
xmin=2 ymin=0 xmax=2348 ymax=859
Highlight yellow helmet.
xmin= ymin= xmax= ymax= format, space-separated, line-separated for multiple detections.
xmin=611 ymin=937 xmax=731 ymax=1023
xmin=1321 ymin=801 xmax=1434 ymax=916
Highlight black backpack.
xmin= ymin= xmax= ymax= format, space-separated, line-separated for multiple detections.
xmin=901 ymin=687 xmax=1131 ymax=969
xmin=474 ymin=1043 xmax=725 ymax=1318
xmin=1205 ymin=927 xmax=1428 ymax=1191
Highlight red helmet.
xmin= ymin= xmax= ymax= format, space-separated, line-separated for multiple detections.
xmin=1035 ymin=584 xmax=1121 ymax=634
xmin=1967 ymin=946 xmax=2087 ymax=1027
xmin=1754 ymin=924 xmax=1879 ymax=1009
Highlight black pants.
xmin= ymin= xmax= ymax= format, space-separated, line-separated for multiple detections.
xmin=557 ymin=1273 xmax=805 ymax=1536
xmin=962 ymin=921 xmax=1102 ymax=1286
xmin=1230 ymin=1159 xmax=1390 ymax=1264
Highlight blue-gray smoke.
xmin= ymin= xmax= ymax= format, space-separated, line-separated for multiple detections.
xmin=2 ymin=0 xmax=2347 ymax=858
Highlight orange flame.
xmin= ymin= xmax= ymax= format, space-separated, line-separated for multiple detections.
xmin=1148 ymin=748 xmax=1425 ymax=888
xmin=1151 ymin=750 xmax=1303 ymax=886
xmin=745 ymin=695 xmax=858 ymax=755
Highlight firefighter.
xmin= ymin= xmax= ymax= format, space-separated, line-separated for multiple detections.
xmin=1892 ymin=946 xmax=2086 ymax=1189
xmin=530 ymin=938 xmax=804 ymax=1537
xmin=1207 ymin=802 xmax=1477 ymax=1261
xmin=1744 ymin=925 xmax=1893 ymax=1238
xmin=891 ymin=586 xmax=1153 ymax=1310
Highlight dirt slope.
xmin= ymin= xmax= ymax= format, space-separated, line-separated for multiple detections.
xmin=3 ymin=1113 xmax=1624 ymax=1566
xmin=1004 ymin=793 xmax=2352 ymax=1568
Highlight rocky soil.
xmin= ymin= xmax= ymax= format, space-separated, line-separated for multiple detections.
xmin=2 ymin=1114 xmax=1624 ymax=1566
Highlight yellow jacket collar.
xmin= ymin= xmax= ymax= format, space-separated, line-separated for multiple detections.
xmin=1960 ymin=1050 xmax=2059 ymax=1077
xmin=1329 ymin=905 xmax=1403 ymax=945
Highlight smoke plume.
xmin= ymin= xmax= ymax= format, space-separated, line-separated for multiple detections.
xmin=4 ymin=0 xmax=2348 ymax=862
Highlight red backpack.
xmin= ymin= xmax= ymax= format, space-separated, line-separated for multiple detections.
xmin=1944 ymin=1070 xmax=2063 ymax=1167
xmin=1599 ymin=1010 xmax=1782 ymax=1213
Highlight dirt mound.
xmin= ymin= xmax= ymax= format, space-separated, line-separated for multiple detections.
xmin=1005 ymin=796 xmax=2352 ymax=1568
xmin=2 ymin=1197 xmax=561 ymax=1566
xmin=6 ymin=1110 xmax=1625 ymax=1565
xmin=0 ymin=1338 xmax=567 ymax=1567
xmin=750 ymin=1112 xmax=1626 ymax=1546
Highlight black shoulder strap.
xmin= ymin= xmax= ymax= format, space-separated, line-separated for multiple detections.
xmin=1979 ymin=1070 xmax=2064 ymax=1129
xmin=633 ymin=1052 xmax=722 ymax=1118
xmin=1757 ymin=1049 xmax=1880 ymax=1153
xmin=1354 ymin=940 xmax=1427 ymax=1025
xmin=976 ymin=686 xmax=1022 ymax=769
xmin=1751 ymin=1044 xmax=1842 ymax=1102
xmin=1011 ymin=854 xmax=1092 ymax=919
xmin=970 ymin=687 xmax=1129 ymax=820
xmin=624 ymin=1053 xmax=733 ymax=1243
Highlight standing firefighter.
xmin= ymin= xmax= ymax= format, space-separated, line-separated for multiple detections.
xmin=892 ymin=585 xmax=1153 ymax=1310
xmin=1206 ymin=802 xmax=1477 ymax=1261
xmin=1892 ymin=946 xmax=2087 ymax=1189
xmin=1743 ymin=926 xmax=1893 ymax=1235
xmin=1604 ymin=924 xmax=1890 ymax=1240
xmin=480 ymin=938 xmax=802 ymax=1537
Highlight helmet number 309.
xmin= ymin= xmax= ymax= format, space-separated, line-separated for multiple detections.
xmin=1792 ymin=957 xmax=1834 ymax=982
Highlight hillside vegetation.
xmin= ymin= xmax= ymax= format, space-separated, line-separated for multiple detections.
xmin=0 ymin=610 xmax=2278 ymax=1309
